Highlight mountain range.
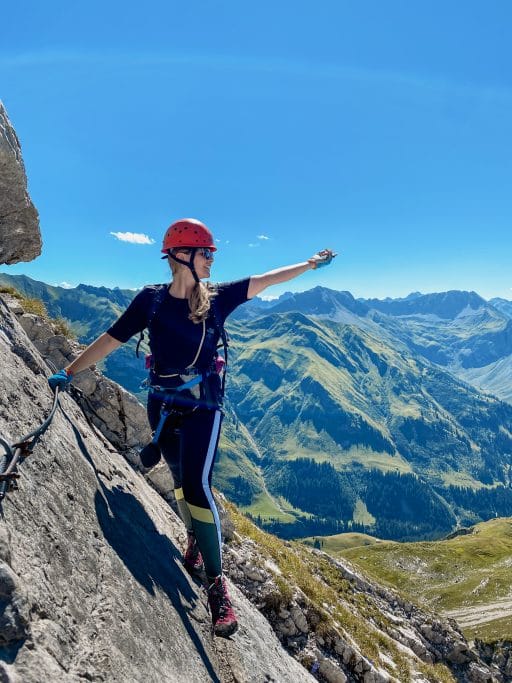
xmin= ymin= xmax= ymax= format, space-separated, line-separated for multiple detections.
xmin=1 ymin=271 xmax=511 ymax=542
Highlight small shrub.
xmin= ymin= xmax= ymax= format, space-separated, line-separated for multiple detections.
xmin=275 ymin=575 xmax=294 ymax=603
xmin=0 ymin=285 xmax=23 ymax=299
xmin=53 ymin=318 xmax=77 ymax=340
xmin=299 ymin=654 xmax=315 ymax=670
xmin=20 ymin=296 xmax=48 ymax=318
xmin=263 ymin=576 xmax=294 ymax=612
xmin=263 ymin=590 xmax=286 ymax=612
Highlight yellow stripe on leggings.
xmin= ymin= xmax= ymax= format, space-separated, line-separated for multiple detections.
xmin=175 ymin=487 xmax=185 ymax=501
xmin=188 ymin=502 xmax=215 ymax=524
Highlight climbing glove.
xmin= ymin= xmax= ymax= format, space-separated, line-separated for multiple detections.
xmin=48 ymin=369 xmax=73 ymax=391
xmin=309 ymin=249 xmax=337 ymax=269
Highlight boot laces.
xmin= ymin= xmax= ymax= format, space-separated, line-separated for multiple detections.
xmin=208 ymin=577 xmax=232 ymax=620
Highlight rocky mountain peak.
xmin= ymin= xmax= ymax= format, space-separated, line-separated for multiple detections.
xmin=363 ymin=290 xmax=488 ymax=320
xmin=263 ymin=286 xmax=369 ymax=318
xmin=0 ymin=101 xmax=41 ymax=265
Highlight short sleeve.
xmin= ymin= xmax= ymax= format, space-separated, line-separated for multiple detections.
xmin=106 ymin=287 xmax=154 ymax=343
xmin=213 ymin=278 xmax=250 ymax=322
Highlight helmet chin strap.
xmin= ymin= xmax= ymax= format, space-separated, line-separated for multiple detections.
xmin=167 ymin=247 xmax=200 ymax=284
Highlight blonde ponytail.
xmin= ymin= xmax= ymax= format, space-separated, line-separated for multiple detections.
xmin=189 ymin=282 xmax=216 ymax=323
xmin=168 ymin=254 xmax=216 ymax=323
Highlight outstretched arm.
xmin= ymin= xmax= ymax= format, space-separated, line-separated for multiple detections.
xmin=65 ymin=332 xmax=122 ymax=376
xmin=48 ymin=332 xmax=123 ymax=391
xmin=247 ymin=249 xmax=336 ymax=299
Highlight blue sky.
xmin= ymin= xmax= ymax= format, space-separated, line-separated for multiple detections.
xmin=1 ymin=1 xmax=511 ymax=299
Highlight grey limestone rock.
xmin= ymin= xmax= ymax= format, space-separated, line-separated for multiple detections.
xmin=0 ymin=563 xmax=30 ymax=646
xmin=0 ymin=293 xmax=315 ymax=683
xmin=318 ymin=657 xmax=348 ymax=683
xmin=0 ymin=102 xmax=41 ymax=265
xmin=5 ymin=297 xmax=151 ymax=452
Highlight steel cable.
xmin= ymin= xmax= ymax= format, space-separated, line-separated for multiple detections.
xmin=0 ymin=387 xmax=60 ymax=500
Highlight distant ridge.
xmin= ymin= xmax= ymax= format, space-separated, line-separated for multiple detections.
xmin=361 ymin=290 xmax=487 ymax=319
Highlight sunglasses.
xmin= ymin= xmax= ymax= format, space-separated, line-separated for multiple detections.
xmin=198 ymin=247 xmax=214 ymax=260
xmin=173 ymin=247 xmax=214 ymax=260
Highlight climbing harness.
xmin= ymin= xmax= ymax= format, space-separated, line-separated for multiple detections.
xmin=0 ymin=387 xmax=61 ymax=501
xmin=139 ymin=375 xmax=204 ymax=468
xmin=136 ymin=283 xmax=230 ymax=400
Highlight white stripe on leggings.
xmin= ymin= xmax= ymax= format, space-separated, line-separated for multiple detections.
xmin=201 ymin=409 xmax=223 ymax=564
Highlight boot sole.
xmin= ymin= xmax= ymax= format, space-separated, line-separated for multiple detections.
xmin=214 ymin=621 xmax=239 ymax=638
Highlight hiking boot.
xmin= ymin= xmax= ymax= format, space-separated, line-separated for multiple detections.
xmin=183 ymin=532 xmax=204 ymax=575
xmin=207 ymin=575 xmax=238 ymax=637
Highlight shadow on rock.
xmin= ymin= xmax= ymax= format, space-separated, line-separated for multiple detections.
xmin=61 ymin=409 xmax=221 ymax=683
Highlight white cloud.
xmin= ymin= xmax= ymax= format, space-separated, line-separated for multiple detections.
xmin=248 ymin=242 xmax=260 ymax=248
xmin=57 ymin=281 xmax=74 ymax=289
xmin=260 ymin=294 xmax=279 ymax=301
xmin=257 ymin=234 xmax=270 ymax=240
xmin=110 ymin=231 xmax=155 ymax=245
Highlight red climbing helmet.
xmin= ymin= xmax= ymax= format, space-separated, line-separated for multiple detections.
xmin=161 ymin=218 xmax=217 ymax=254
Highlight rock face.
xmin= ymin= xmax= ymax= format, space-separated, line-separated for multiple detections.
xmin=3 ymin=293 xmax=152 ymax=453
xmin=0 ymin=295 xmax=315 ymax=682
xmin=0 ymin=101 xmax=41 ymax=265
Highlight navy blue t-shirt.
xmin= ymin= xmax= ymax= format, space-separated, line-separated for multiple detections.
xmin=107 ymin=279 xmax=249 ymax=373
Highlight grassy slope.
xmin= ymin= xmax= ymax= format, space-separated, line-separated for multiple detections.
xmin=334 ymin=518 xmax=512 ymax=641
xmin=228 ymin=503 xmax=455 ymax=683
xmin=302 ymin=531 xmax=383 ymax=552
xmin=228 ymin=313 xmax=512 ymax=483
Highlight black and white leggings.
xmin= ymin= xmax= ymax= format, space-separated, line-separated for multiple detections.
xmin=147 ymin=392 xmax=223 ymax=578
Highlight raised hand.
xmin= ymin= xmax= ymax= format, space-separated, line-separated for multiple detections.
xmin=308 ymin=248 xmax=337 ymax=269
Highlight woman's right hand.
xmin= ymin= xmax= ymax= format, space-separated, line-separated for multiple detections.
xmin=308 ymin=248 xmax=337 ymax=269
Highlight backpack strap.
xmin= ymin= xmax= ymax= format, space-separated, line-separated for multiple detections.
xmin=135 ymin=284 xmax=168 ymax=358
xmin=209 ymin=297 xmax=229 ymax=395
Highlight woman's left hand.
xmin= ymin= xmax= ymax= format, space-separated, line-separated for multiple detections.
xmin=308 ymin=249 xmax=337 ymax=270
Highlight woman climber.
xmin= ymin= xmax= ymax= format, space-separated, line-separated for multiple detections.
xmin=48 ymin=218 xmax=336 ymax=637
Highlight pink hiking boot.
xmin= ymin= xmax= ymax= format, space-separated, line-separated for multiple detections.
xmin=183 ymin=532 xmax=204 ymax=575
xmin=207 ymin=575 xmax=238 ymax=637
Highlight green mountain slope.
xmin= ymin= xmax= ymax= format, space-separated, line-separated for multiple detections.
xmin=0 ymin=272 xmax=135 ymax=340
xmin=237 ymin=287 xmax=512 ymax=404
xmin=226 ymin=312 xmax=512 ymax=539
xmin=458 ymin=355 xmax=512 ymax=404
xmin=361 ymin=291 xmax=512 ymax=406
